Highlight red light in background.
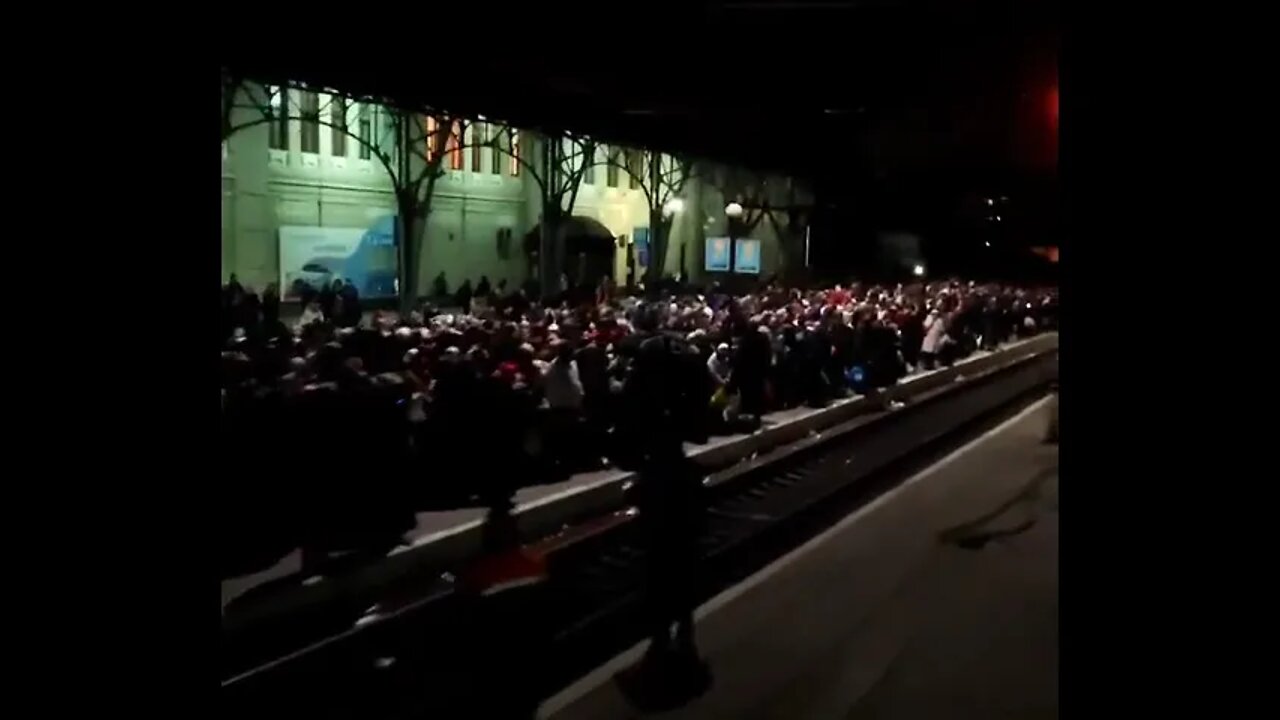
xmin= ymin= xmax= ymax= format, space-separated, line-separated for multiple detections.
xmin=1048 ymin=86 xmax=1059 ymax=130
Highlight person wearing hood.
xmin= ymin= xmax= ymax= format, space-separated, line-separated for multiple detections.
xmin=920 ymin=304 xmax=948 ymax=370
xmin=707 ymin=342 xmax=733 ymax=387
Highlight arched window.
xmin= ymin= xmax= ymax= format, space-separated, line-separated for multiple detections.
xmin=471 ymin=122 xmax=484 ymax=172
xmin=446 ymin=120 xmax=463 ymax=170
xmin=268 ymin=86 xmax=288 ymax=151
xmin=509 ymin=129 xmax=521 ymax=177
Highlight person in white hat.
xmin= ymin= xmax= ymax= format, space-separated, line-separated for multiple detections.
xmin=707 ymin=342 xmax=733 ymax=388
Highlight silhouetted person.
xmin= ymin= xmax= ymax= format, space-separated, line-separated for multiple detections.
xmin=236 ymin=288 xmax=262 ymax=335
xmin=732 ymin=324 xmax=772 ymax=419
xmin=433 ymin=271 xmax=449 ymax=301
xmin=475 ymin=275 xmax=492 ymax=298
xmin=455 ymin=279 xmax=473 ymax=312
xmin=262 ymin=282 xmax=281 ymax=328
xmin=340 ymin=279 xmax=361 ymax=328
xmin=614 ymin=309 xmax=712 ymax=709
xmin=799 ymin=323 xmax=833 ymax=407
xmin=289 ymin=278 xmax=316 ymax=312
xmin=318 ymin=279 xmax=340 ymax=321
xmin=854 ymin=313 xmax=904 ymax=401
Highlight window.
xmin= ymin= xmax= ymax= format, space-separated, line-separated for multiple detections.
xmin=471 ymin=122 xmax=484 ymax=172
xmin=488 ymin=124 xmax=501 ymax=174
xmin=299 ymin=90 xmax=320 ymax=154
xmin=551 ymin=138 xmax=569 ymax=190
xmin=331 ymin=97 xmax=348 ymax=157
xmin=606 ymin=146 xmax=619 ymax=187
xmin=583 ymin=144 xmax=596 ymax=185
xmin=447 ymin=120 xmax=464 ymax=170
xmin=424 ymin=116 xmax=439 ymax=162
xmin=627 ymin=150 xmax=643 ymax=189
xmin=509 ymin=129 xmax=521 ymax=176
xmin=358 ymin=105 xmax=372 ymax=160
xmin=268 ymin=86 xmax=287 ymax=150
xmin=382 ymin=108 xmax=399 ymax=157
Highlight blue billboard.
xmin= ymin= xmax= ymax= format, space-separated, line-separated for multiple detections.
xmin=705 ymin=236 xmax=731 ymax=272
xmin=634 ymin=227 xmax=650 ymax=267
xmin=734 ymin=238 xmax=761 ymax=274
xmin=279 ymin=215 xmax=399 ymax=299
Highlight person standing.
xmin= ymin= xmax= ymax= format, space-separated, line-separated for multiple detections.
xmin=542 ymin=339 xmax=585 ymax=471
xmin=707 ymin=342 xmax=733 ymax=388
xmin=225 ymin=273 xmax=244 ymax=300
xmin=921 ymin=305 xmax=948 ymax=370
xmin=262 ymin=282 xmax=281 ymax=329
xmin=318 ymin=279 xmax=341 ymax=321
xmin=341 ymin=279 xmax=361 ymax=328
xmin=732 ymin=324 xmax=772 ymax=420
xmin=899 ymin=303 xmax=925 ymax=372
xmin=614 ymin=322 xmax=713 ymax=709
xmin=455 ymin=279 xmax=474 ymax=314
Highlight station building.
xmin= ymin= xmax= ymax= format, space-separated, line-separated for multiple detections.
xmin=221 ymin=85 xmax=805 ymax=296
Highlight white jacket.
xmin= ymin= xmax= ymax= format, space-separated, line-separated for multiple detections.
xmin=542 ymin=359 xmax=584 ymax=410
xmin=922 ymin=312 xmax=948 ymax=354
xmin=296 ymin=306 xmax=325 ymax=330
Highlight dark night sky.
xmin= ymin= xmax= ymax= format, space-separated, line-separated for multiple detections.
xmin=228 ymin=0 xmax=1058 ymax=275
xmin=233 ymin=1 xmax=1056 ymax=179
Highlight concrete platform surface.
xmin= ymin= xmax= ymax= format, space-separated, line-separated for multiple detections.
xmin=542 ymin=396 xmax=1058 ymax=720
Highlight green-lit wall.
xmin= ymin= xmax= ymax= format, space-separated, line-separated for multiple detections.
xmin=221 ymin=87 xmax=795 ymax=293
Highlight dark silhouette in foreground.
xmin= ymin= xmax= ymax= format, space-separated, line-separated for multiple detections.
xmin=612 ymin=316 xmax=714 ymax=711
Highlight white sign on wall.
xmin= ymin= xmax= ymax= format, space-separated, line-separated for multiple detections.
xmin=278 ymin=218 xmax=398 ymax=299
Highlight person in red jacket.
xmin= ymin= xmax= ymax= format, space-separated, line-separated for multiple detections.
xmin=457 ymin=507 xmax=549 ymax=719
xmin=460 ymin=507 xmax=547 ymax=597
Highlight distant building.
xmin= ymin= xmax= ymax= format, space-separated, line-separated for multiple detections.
xmin=221 ymin=84 xmax=807 ymax=294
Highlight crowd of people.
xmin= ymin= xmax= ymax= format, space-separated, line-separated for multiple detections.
xmin=219 ymin=273 xmax=1058 ymax=579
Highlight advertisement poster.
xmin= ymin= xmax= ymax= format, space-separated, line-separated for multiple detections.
xmin=705 ymin=236 xmax=731 ymax=272
xmin=279 ymin=216 xmax=398 ymax=300
xmin=633 ymin=227 xmax=650 ymax=268
xmin=734 ymin=238 xmax=761 ymax=274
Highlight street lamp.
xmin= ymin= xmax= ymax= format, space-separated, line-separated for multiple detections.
xmin=663 ymin=197 xmax=685 ymax=218
xmin=724 ymin=202 xmax=746 ymax=274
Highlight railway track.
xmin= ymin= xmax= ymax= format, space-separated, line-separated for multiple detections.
xmin=221 ymin=342 xmax=1057 ymax=718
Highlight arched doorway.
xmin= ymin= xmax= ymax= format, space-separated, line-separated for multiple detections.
xmin=523 ymin=216 xmax=617 ymax=291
